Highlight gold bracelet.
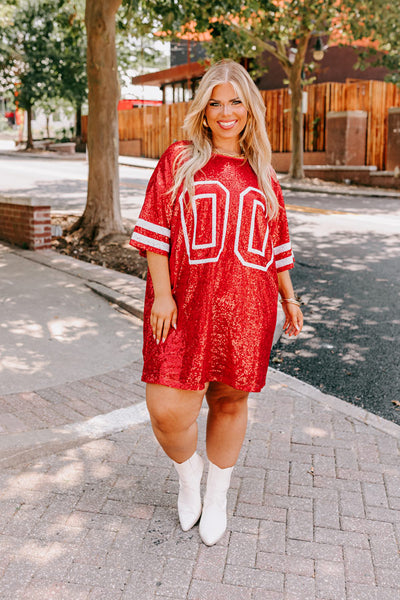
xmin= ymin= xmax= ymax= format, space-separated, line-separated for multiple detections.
xmin=280 ymin=297 xmax=301 ymax=307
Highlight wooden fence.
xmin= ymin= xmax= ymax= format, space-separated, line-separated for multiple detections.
xmin=262 ymin=80 xmax=400 ymax=169
xmin=81 ymin=80 xmax=400 ymax=170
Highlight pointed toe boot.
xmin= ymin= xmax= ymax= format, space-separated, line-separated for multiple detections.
xmin=173 ymin=452 xmax=204 ymax=532
xmin=199 ymin=462 xmax=233 ymax=546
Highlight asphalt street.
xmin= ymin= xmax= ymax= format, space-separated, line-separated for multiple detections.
xmin=1 ymin=151 xmax=399 ymax=424
xmin=271 ymin=189 xmax=400 ymax=425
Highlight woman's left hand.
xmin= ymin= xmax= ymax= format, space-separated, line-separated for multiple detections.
xmin=282 ymin=303 xmax=303 ymax=337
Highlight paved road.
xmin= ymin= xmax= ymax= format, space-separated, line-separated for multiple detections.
xmin=271 ymin=189 xmax=400 ymax=425
xmin=1 ymin=152 xmax=400 ymax=424
xmin=0 ymin=152 xmax=150 ymax=220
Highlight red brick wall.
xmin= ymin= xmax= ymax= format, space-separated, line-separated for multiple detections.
xmin=272 ymin=151 xmax=327 ymax=173
xmin=0 ymin=202 xmax=51 ymax=250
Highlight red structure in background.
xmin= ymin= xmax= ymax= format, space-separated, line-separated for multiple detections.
xmin=118 ymin=99 xmax=162 ymax=110
xmin=131 ymin=60 xmax=207 ymax=104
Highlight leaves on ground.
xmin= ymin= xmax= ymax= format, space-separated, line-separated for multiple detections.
xmin=51 ymin=214 xmax=148 ymax=279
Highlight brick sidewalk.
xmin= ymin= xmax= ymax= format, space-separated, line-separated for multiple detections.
xmin=0 ymin=369 xmax=399 ymax=599
xmin=0 ymin=361 xmax=144 ymax=435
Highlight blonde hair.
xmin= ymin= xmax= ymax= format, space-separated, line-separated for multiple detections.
xmin=171 ymin=60 xmax=278 ymax=218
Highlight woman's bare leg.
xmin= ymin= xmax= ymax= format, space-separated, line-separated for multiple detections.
xmin=199 ymin=382 xmax=248 ymax=545
xmin=205 ymin=382 xmax=249 ymax=468
xmin=146 ymin=383 xmax=206 ymax=463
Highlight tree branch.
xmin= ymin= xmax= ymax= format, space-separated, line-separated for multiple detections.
xmin=229 ymin=21 xmax=291 ymax=67
xmin=105 ymin=0 xmax=123 ymax=19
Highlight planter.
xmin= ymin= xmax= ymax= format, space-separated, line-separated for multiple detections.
xmin=48 ymin=142 xmax=76 ymax=155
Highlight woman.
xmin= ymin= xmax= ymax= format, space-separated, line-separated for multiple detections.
xmin=130 ymin=60 xmax=303 ymax=546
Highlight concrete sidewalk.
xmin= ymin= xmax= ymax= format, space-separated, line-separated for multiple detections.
xmin=1 ymin=245 xmax=400 ymax=599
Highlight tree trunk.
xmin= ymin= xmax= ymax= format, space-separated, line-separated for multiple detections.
xmin=285 ymin=35 xmax=310 ymax=180
xmin=46 ymin=113 xmax=51 ymax=138
xmin=75 ymin=104 xmax=82 ymax=138
xmin=76 ymin=0 xmax=123 ymax=241
xmin=288 ymin=67 xmax=304 ymax=179
xmin=26 ymin=105 xmax=33 ymax=150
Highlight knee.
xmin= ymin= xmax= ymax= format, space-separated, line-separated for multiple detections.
xmin=147 ymin=396 xmax=201 ymax=435
xmin=208 ymin=391 xmax=248 ymax=417
xmin=148 ymin=404 xmax=182 ymax=434
xmin=146 ymin=385 xmax=203 ymax=435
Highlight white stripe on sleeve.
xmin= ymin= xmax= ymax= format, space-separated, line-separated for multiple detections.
xmin=131 ymin=231 xmax=170 ymax=253
xmin=136 ymin=218 xmax=171 ymax=238
xmin=274 ymin=241 xmax=292 ymax=256
xmin=275 ymin=253 xmax=294 ymax=269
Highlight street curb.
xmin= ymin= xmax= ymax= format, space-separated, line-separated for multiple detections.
xmin=119 ymin=157 xmax=158 ymax=170
xmin=0 ymin=149 xmax=86 ymax=161
xmin=279 ymin=182 xmax=400 ymax=199
xmin=270 ymin=369 xmax=400 ymax=441
xmin=86 ymin=281 xmax=144 ymax=320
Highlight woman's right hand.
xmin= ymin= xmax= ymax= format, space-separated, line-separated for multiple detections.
xmin=150 ymin=293 xmax=178 ymax=344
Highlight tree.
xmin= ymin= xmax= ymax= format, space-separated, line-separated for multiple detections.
xmin=159 ymin=0 xmax=367 ymax=179
xmin=72 ymin=0 xmax=124 ymax=241
xmin=0 ymin=0 xmax=88 ymax=146
xmin=53 ymin=0 xmax=87 ymax=138
xmin=0 ymin=0 xmax=63 ymax=148
xmin=1 ymin=0 xmax=160 ymax=240
xmin=75 ymin=0 xmax=165 ymax=241
xmin=350 ymin=0 xmax=400 ymax=86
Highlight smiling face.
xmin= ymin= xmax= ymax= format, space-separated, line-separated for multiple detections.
xmin=204 ymin=82 xmax=248 ymax=153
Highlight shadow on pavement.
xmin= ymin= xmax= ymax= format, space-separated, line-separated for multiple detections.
xmin=271 ymin=225 xmax=400 ymax=425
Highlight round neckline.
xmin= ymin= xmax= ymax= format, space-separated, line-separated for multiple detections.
xmin=212 ymin=151 xmax=247 ymax=160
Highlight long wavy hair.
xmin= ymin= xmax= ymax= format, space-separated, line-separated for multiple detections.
xmin=171 ymin=60 xmax=278 ymax=218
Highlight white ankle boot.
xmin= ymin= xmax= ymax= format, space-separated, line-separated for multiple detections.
xmin=199 ymin=462 xmax=233 ymax=546
xmin=173 ymin=452 xmax=204 ymax=531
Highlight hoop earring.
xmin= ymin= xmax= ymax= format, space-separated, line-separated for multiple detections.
xmin=203 ymin=117 xmax=209 ymax=128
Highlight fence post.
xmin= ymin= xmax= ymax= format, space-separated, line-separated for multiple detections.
xmin=387 ymin=108 xmax=400 ymax=171
xmin=326 ymin=110 xmax=367 ymax=166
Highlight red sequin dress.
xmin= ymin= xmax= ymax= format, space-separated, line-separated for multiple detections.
xmin=130 ymin=142 xmax=294 ymax=392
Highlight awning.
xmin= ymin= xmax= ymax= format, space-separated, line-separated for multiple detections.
xmin=131 ymin=62 xmax=207 ymax=87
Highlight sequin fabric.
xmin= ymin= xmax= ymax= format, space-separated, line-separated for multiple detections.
xmin=130 ymin=142 xmax=294 ymax=392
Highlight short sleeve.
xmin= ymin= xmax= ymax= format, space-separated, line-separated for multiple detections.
xmin=270 ymin=174 xmax=295 ymax=273
xmin=129 ymin=146 xmax=176 ymax=257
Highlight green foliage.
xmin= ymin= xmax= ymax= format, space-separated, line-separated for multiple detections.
xmin=0 ymin=0 xmax=60 ymax=110
xmin=117 ymin=1 xmax=169 ymax=77
xmin=150 ymin=0 xmax=350 ymax=74
xmin=53 ymin=0 xmax=87 ymax=107
xmin=142 ymin=0 xmax=400 ymax=178
xmin=116 ymin=31 xmax=168 ymax=80
xmin=54 ymin=125 xmax=74 ymax=142
xmin=0 ymin=0 xmax=87 ymax=112
xmin=0 ymin=0 xmax=16 ymax=29
xmin=120 ymin=0 xmax=163 ymax=37
xmin=349 ymin=0 xmax=400 ymax=85
xmin=145 ymin=0 xmax=398 ymax=85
